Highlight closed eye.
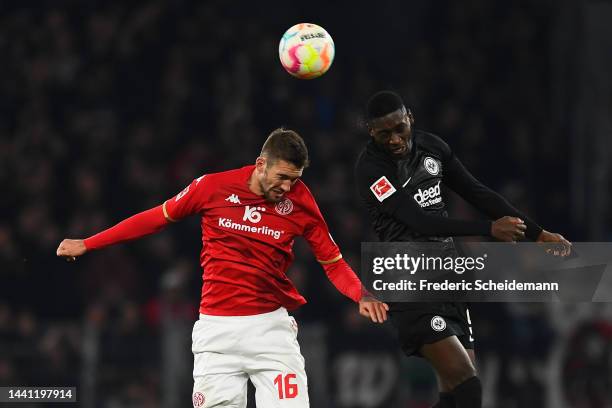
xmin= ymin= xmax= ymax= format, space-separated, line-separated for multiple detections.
xmin=278 ymin=174 xmax=300 ymax=184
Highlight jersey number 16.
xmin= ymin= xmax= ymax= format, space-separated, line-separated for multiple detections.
xmin=274 ymin=373 xmax=298 ymax=399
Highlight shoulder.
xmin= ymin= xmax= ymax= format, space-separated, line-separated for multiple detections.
xmin=210 ymin=166 xmax=249 ymax=180
xmin=285 ymin=180 xmax=322 ymax=222
xmin=413 ymin=130 xmax=452 ymax=158
xmin=201 ymin=166 xmax=251 ymax=186
xmin=291 ymin=179 xmax=315 ymax=203
xmin=177 ymin=167 xmax=247 ymax=202
xmin=355 ymin=142 xmax=393 ymax=177
xmin=292 ymin=180 xmax=327 ymax=212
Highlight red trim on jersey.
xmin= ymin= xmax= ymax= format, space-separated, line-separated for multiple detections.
xmin=84 ymin=205 xmax=168 ymax=250
xmin=322 ymin=258 xmax=363 ymax=303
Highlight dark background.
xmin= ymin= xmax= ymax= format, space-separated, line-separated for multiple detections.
xmin=1 ymin=0 xmax=611 ymax=407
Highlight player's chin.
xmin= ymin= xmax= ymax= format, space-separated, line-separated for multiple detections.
xmin=264 ymin=190 xmax=285 ymax=203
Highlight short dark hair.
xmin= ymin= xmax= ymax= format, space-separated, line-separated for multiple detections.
xmin=366 ymin=90 xmax=405 ymax=121
xmin=261 ymin=128 xmax=309 ymax=168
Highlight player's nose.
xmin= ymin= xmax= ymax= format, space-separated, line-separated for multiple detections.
xmin=280 ymin=180 xmax=292 ymax=192
xmin=389 ymin=133 xmax=403 ymax=145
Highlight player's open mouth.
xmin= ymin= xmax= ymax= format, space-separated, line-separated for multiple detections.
xmin=391 ymin=145 xmax=406 ymax=154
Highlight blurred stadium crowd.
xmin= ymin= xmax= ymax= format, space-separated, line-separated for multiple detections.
xmin=1 ymin=1 xmax=610 ymax=407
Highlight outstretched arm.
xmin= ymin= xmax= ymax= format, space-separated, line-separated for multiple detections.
xmin=444 ymin=154 xmax=542 ymax=239
xmin=383 ymin=191 xmax=527 ymax=242
xmin=445 ymin=154 xmax=571 ymax=252
xmin=56 ymin=204 xmax=169 ymax=261
xmin=57 ymin=174 xmax=211 ymax=261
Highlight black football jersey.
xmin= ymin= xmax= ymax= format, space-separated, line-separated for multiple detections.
xmin=355 ymin=130 xmax=542 ymax=243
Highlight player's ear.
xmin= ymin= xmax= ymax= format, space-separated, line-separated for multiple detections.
xmin=407 ymin=110 xmax=415 ymax=125
xmin=366 ymin=122 xmax=375 ymax=138
xmin=255 ymin=156 xmax=267 ymax=173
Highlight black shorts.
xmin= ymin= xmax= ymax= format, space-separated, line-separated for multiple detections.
xmin=389 ymin=302 xmax=474 ymax=357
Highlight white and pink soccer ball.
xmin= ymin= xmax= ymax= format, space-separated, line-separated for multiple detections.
xmin=279 ymin=23 xmax=335 ymax=79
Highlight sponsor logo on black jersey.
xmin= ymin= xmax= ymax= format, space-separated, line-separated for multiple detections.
xmin=413 ymin=181 xmax=442 ymax=208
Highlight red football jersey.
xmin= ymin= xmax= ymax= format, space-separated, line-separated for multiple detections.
xmin=163 ymin=165 xmax=343 ymax=316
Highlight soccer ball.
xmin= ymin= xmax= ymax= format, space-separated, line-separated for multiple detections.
xmin=279 ymin=23 xmax=335 ymax=79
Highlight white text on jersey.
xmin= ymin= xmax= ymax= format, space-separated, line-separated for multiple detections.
xmin=413 ymin=181 xmax=442 ymax=208
xmin=218 ymin=218 xmax=282 ymax=240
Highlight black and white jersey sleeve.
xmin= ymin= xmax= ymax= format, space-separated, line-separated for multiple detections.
xmin=443 ymin=148 xmax=542 ymax=240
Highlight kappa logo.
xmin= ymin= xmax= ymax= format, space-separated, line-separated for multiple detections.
xmin=225 ymin=194 xmax=241 ymax=204
xmin=424 ymin=157 xmax=440 ymax=175
xmin=192 ymin=392 xmax=205 ymax=408
xmin=431 ymin=316 xmax=446 ymax=332
xmin=275 ymin=198 xmax=293 ymax=215
xmin=243 ymin=205 xmax=266 ymax=223
xmin=370 ymin=176 xmax=397 ymax=202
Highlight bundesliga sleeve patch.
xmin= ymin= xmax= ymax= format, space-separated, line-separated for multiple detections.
xmin=370 ymin=176 xmax=397 ymax=202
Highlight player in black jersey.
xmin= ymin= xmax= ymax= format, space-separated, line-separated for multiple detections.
xmin=354 ymin=91 xmax=571 ymax=408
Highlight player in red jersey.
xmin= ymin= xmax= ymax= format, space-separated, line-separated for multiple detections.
xmin=57 ymin=128 xmax=388 ymax=407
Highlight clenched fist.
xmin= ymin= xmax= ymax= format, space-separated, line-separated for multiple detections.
xmin=56 ymin=239 xmax=87 ymax=262
xmin=491 ymin=216 xmax=527 ymax=242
